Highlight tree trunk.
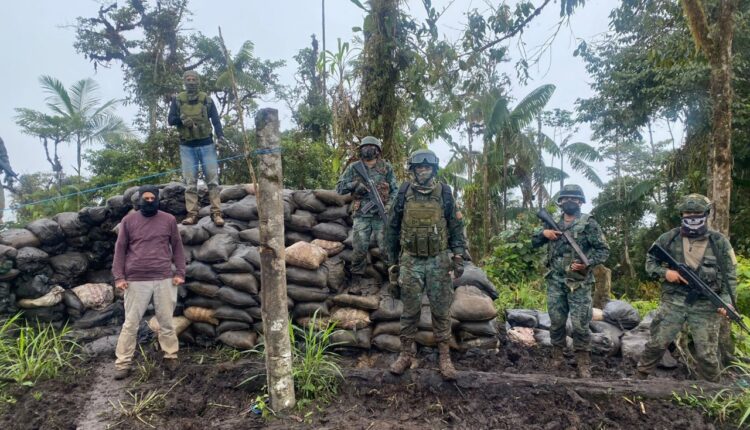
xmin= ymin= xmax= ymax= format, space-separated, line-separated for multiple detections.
xmin=537 ymin=114 xmax=544 ymax=209
xmin=256 ymin=108 xmax=296 ymax=412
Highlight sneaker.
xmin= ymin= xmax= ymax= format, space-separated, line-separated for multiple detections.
xmin=114 ymin=367 xmax=131 ymax=380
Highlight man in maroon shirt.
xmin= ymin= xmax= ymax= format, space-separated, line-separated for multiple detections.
xmin=112 ymin=185 xmax=186 ymax=379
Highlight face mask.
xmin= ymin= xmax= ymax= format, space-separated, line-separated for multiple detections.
xmin=185 ymin=82 xmax=199 ymax=94
xmin=681 ymin=214 xmax=708 ymax=238
xmin=414 ymin=167 xmax=434 ymax=185
xmin=360 ymin=146 xmax=379 ymax=161
xmin=561 ymin=201 xmax=581 ymax=215
xmin=138 ymin=186 xmax=160 ymax=217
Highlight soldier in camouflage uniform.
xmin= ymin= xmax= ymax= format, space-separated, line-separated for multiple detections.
xmin=386 ymin=149 xmax=466 ymax=380
xmin=0 ymin=137 xmax=18 ymax=224
xmin=636 ymin=194 xmax=738 ymax=382
xmin=532 ymin=184 xmax=610 ymax=378
xmin=336 ymin=136 xmax=398 ymax=281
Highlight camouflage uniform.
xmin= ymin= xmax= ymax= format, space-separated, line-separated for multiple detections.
xmin=336 ymin=145 xmax=398 ymax=274
xmin=532 ymin=212 xmax=610 ymax=352
xmin=636 ymin=196 xmax=737 ymax=382
xmin=386 ymin=149 xmax=466 ymax=379
xmin=0 ymin=137 xmax=17 ymax=224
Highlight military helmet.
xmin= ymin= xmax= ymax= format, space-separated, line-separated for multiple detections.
xmin=358 ymin=136 xmax=382 ymax=151
xmin=557 ymin=184 xmax=586 ymax=203
xmin=407 ymin=149 xmax=439 ymax=172
xmin=678 ymin=193 xmax=711 ymax=213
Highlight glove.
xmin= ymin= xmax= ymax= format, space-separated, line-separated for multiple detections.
xmin=217 ymin=136 xmax=228 ymax=147
xmin=354 ymin=182 xmax=369 ymax=196
xmin=452 ymin=255 xmax=464 ymax=278
xmin=180 ymin=115 xmax=195 ymax=129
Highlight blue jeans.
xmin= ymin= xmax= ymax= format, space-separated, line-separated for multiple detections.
xmin=180 ymin=143 xmax=220 ymax=215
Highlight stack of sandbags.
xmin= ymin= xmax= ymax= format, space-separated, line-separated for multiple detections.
xmin=451 ymin=285 xmax=499 ymax=351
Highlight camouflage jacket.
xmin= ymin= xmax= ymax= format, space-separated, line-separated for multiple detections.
xmin=336 ymin=159 xmax=398 ymax=217
xmin=385 ymin=180 xmax=466 ymax=262
xmin=645 ymin=228 xmax=737 ymax=302
xmin=532 ymin=213 xmax=610 ymax=282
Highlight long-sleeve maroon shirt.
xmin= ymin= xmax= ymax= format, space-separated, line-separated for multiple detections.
xmin=112 ymin=210 xmax=186 ymax=281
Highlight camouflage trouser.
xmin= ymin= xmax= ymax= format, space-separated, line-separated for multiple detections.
xmin=547 ymin=276 xmax=592 ymax=351
xmin=350 ymin=216 xmax=385 ymax=275
xmin=637 ymin=296 xmax=721 ymax=381
xmin=719 ymin=318 xmax=735 ymax=366
xmin=399 ymin=251 xmax=454 ymax=343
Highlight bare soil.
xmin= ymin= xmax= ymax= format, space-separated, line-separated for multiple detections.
xmin=0 ymin=334 xmax=735 ymax=430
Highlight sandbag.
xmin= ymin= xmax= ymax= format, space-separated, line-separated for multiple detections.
xmin=15 ymin=247 xmax=50 ymax=273
xmin=49 ymin=252 xmax=89 ymax=280
xmin=311 ymin=222 xmax=349 ymax=242
xmin=217 ymin=287 xmax=258 ymax=307
xmin=286 ymin=284 xmax=331 ymax=302
xmin=185 ymin=282 xmax=220 ymax=298
xmin=286 ymin=266 xmax=328 ymax=289
xmin=603 ymin=300 xmax=641 ymax=330
xmin=219 ymin=330 xmax=258 ymax=350
xmin=106 ymin=195 xmax=131 ymax=218
xmin=338 ymin=249 xmax=353 ymax=263
xmin=186 ymin=261 xmax=219 ymax=283
xmin=451 ymin=285 xmax=497 ymax=321
xmin=217 ymin=320 xmax=251 ymax=335
xmin=285 ymin=241 xmax=328 ymax=270
xmin=184 ymin=306 xmax=219 ymax=325
xmin=62 ymin=290 xmax=85 ymax=313
xmin=178 ymin=224 xmax=210 ymax=245
xmin=415 ymin=331 xmax=459 ymax=348
xmin=73 ymin=302 xmax=124 ymax=329
xmin=82 ymin=334 xmax=120 ymax=356
xmin=185 ymin=296 xmax=224 ymax=309
xmin=372 ymin=334 xmax=401 ymax=352
xmin=148 ymin=315 xmax=191 ymax=336
xmin=285 ymin=231 xmax=313 ymax=246
xmin=295 ymin=316 xmax=332 ymax=330
xmin=591 ymin=332 xmax=619 ymax=357
xmin=197 ymin=215 xmax=241 ymax=239
xmin=72 ymin=283 xmax=114 ymax=310
xmin=333 ymin=294 xmax=380 ymax=310
xmin=293 ymin=190 xmax=327 ymax=213
xmin=316 ymin=206 xmax=350 ymax=222
xmin=373 ymin=321 xmax=401 ymax=337
xmin=17 ymin=286 xmax=65 ymax=308
xmin=247 ymin=307 xmax=262 ymax=320
xmin=287 ymin=210 xmax=317 ymax=233
xmin=331 ymin=328 xmax=371 ymax=349
xmin=26 ymin=219 xmax=65 ymax=245
xmin=78 ymin=206 xmax=110 ymax=225
xmin=592 ymin=307 xmax=604 ymax=321
xmin=621 ymin=329 xmax=651 ymax=364
xmin=457 ymin=337 xmax=499 ymax=352
xmin=506 ymin=309 xmax=538 ymax=328
xmin=331 ymin=307 xmax=370 ymax=330
xmin=192 ymin=322 xmax=217 ymax=338
xmin=459 ymin=320 xmax=498 ymax=337
xmin=218 ymin=273 xmax=258 ymax=295
xmin=53 ymin=212 xmax=88 ymax=237
xmin=507 ymin=327 xmax=536 ymax=347
xmin=323 ymin=257 xmax=345 ymax=292
xmin=293 ymin=302 xmax=330 ymax=319
xmin=158 ymin=182 xmax=187 ymax=215
xmin=214 ymin=306 xmax=254 ymax=324
xmin=0 ymin=229 xmax=40 ymax=248
xmin=533 ymin=329 xmax=573 ymax=349
xmin=194 ymin=234 xmax=238 ymax=263
xmin=213 ymin=256 xmax=254 ymax=273
xmin=313 ymin=189 xmax=349 ymax=207
xmin=452 ymin=263 xmax=498 ymax=300
xmin=223 ymin=195 xmax=259 ymax=221
xmin=311 ymin=239 xmax=345 ymax=257
xmin=239 ymin=228 xmax=261 ymax=245
xmin=371 ymin=297 xmax=403 ymax=321
xmin=220 ymin=184 xmax=249 ymax=202
xmin=15 ymin=274 xmax=52 ymax=299
xmin=536 ymin=312 xmax=551 ymax=330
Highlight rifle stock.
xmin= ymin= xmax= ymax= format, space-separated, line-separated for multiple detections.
xmin=536 ymin=209 xmax=590 ymax=267
xmin=353 ymin=162 xmax=388 ymax=225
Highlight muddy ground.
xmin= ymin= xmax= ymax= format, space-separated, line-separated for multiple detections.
xmin=0 ymin=334 xmax=735 ymax=430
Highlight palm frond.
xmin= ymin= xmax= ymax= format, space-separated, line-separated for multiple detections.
xmin=508 ymin=84 xmax=555 ymax=132
xmin=564 ymin=141 xmax=603 ymax=162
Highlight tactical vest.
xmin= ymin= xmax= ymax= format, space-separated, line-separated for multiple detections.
xmin=662 ymin=229 xmax=724 ymax=297
xmin=351 ymin=161 xmax=391 ymax=216
xmin=548 ymin=214 xmax=591 ymax=283
xmin=176 ymin=92 xmax=213 ymax=142
xmin=400 ymin=185 xmax=448 ymax=257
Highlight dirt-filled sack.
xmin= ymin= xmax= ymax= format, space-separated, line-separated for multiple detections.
xmin=78 ymin=206 xmax=110 ymax=225
xmin=373 ymin=321 xmax=401 ymax=336
xmin=17 ymin=286 xmax=65 ymax=308
xmin=72 ymin=283 xmax=114 ymax=310
xmin=178 ymin=224 xmax=210 ymax=245
xmin=285 ymin=231 xmax=313 ymax=246
xmin=26 ymin=219 xmax=64 ymax=245
xmin=451 ymin=285 xmax=497 ymax=321
xmin=592 ymin=307 xmax=604 ymax=321
xmin=62 ymin=290 xmax=84 ymax=315
xmin=452 ymin=263 xmax=498 ymax=300
xmin=287 ymin=210 xmax=317 ymax=232
xmin=603 ymin=300 xmax=641 ymax=330
xmin=311 ymin=239 xmax=345 ymax=257
xmin=331 ymin=307 xmax=370 ymax=330
xmin=286 ymin=265 xmax=328 ymax=289
xmin=311 ymin=222 xmax=349 ymax=242
xmin=239 ymin=228 xmax=261 ymax=245
xmin=223 ymin=195 xmax=259 ymax=221
xmin=213 ymin=256 xmax=254 ymax=273
xmin=194 ymin=234 xmax=238 ymax=263
xmin=293 ymin=190 xmax=327 ymax=213
xmin=620 ymin=329 xmax=678 ymax=367
xmin=220 ymin=184 xmax=249 ymax=202
xmin=591 ymin=332 xmax=620 ymax=357
xmin=285 ymin=241 xmax=328 ymax=270
xmin=372 ymin=334 xmax=401 ymax=352
xmin=506 ymin=309 xmax=538 ymax=328
xmin=15 ymin=247 xmax=50 ymax=273
xmin=0 ymin=229 xmax=40 ymax=248
xmin=216 ymin=287 xmax=258 ymax=307
xmin=186 ymin=261 xmax=219 ymax=283
xmin=286 ymin=284 xmax=331 ymax=302
xmin=184 ymin=306 xmax=220 ymax=325
xmin=54 ymin=212 xmax=88 ymax=237
xmin=533 ymin=329 xmax=573 ymax=349
xmin=192 ymin=322 xmax=217 ymax=338
xmin=234 ymin=245 xmax=261 ymax=268
xmin=49 ymin=252 xmax=89 ymax=280
xmin=219 ymin=330 xmax=258 ymax=350
xmin=148 ymin=315 xmax=192 ymax=336
xmin=323 ymin=257 xmax=345 ymax=292
xmin=313 ymin=189 xmax=349 ymax=207
xmin=458 ymin=320 xmax=498 ymax=337
xmin=185 ymin=296 xmax=224 ymax=309
xmin=331 ymin=328 xmax=372 ymax=349
xmin=73 ymin=302 xmax=124 ymax=329
xmin=217 ymin=320 xmax=252 ymax=335
xmin=415 ymin=331 xmax=459 ymax=348
xmin=296 ymin=316 xmax=332 ymax=330
xmin=371 ymin=297 xmax=403 ymax=321
xmin=293 ymin=302 xmax=330 ymax=319
xmin=218 ymin=273 xmax=258 ymax=295
xmin=457 ymin=337 xmax=499 ymax=352
xmin=214 ymin=306 xmax=254 ymax=324
xmin=333 ymin=294 xmax=380 ymax=311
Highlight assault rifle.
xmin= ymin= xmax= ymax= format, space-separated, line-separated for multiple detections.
xmin=536 ymin=209 xmax=590 ymax=267
xmin=648 ymin=244 xmax=750 ymax=335
xmin=352 ymin=161 xmax=388 ymax=224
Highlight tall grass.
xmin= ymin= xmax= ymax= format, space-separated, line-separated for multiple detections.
xmin=0 ymin=313 xmax=79 ymax=385
xmin=290 ymin=311 xmax=342 ymax=408
xmin=493 ymin=279 xmax=547 ymax=320
xmin=673 ymin=360 xmax=750 ymax=427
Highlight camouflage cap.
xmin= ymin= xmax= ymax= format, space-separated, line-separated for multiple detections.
xmin=407 ymin=149 xmax=439 ymax=172
xmin=678 ymin=193 xmax=711 ymax=213
xmin=558 ymin=184 xmax=586 ymax=203
xmin=358 ymin=136 xmax=382 ymax=150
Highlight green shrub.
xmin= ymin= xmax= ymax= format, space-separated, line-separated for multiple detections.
xmin=483 ymin=212 xmax=545 ymax=286
xmin=290 ymin=312 xmax=342 ymax=408
xmin=494 ymin=279 xmax=547 ymax=320
xmin=736 ymin=255 xmax=750 ymax=316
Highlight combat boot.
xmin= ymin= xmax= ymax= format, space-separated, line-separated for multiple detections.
xmin=550 ymin=346 xmax=565 ymax=369
xmin=389 ymin=339 xmax=415 ymax=375
xmin=212 ymin=213 xmax=225 ymax=227
xmin=634 ymin=370 xmax=649 ymax=380
xmin=575 ymin=350 xmax=592 ymax=378
xmin=182 ymin=214 xmax=198 ymax=225
xmin=438 ymin=342 xmax=457 ymax=380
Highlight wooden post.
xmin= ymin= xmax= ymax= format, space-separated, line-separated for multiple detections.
xmin=256 ymin=108 xmax=296 ymax=411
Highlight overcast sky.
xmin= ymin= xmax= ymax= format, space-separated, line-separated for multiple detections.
xmin=2 ymin=0 xmax=679 ymax=213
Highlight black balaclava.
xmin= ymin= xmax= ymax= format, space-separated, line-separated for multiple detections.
xmin=681 ymin=214 xmax=708 ymax=238
xmin=360 ymin=145 xmax=380 ymax=161
xmin=561 ymin=200 xmax=581 ymax=216
xmin=138 ymin=185 xmax=160 ymax=217
xmin=183 ymin=70 xmax=200 ymax=99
